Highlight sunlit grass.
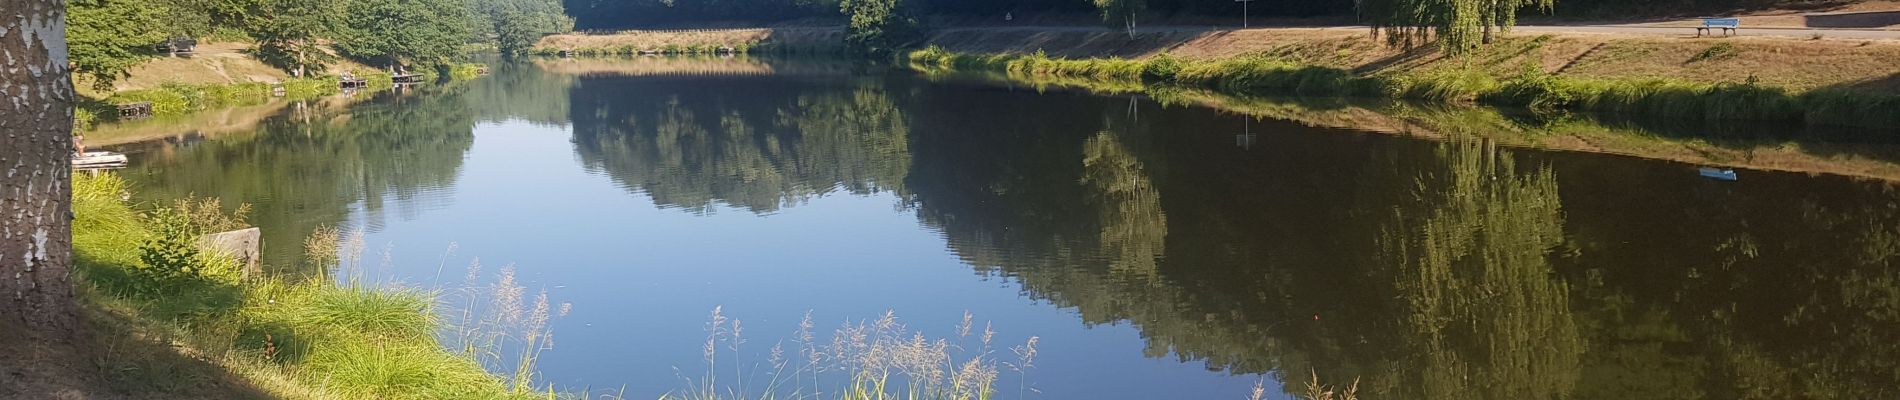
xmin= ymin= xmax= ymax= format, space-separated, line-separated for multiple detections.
xmin=907 ymin=46 xmax=1900 ymax=129
xmin=295 ymin=286 xmax=438 ymax=339
xmin=69 ymin=172 xmax=543 ymax=399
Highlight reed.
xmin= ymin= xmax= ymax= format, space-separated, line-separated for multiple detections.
xmin=656 ymin=308 xmax=1030 ymax=400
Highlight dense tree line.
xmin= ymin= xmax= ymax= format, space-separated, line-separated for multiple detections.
xmin=67 ymin=0 xmax=569 ymax=89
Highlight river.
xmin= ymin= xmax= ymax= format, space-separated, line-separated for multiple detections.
xmin=106 ymin=56 xmax=1900 ymax=399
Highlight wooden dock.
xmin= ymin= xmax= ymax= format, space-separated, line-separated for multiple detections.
xmin=116 ymin=102 xmax=152 ymax=119
xmin=391 ymin=73 xmax=425 ymax=84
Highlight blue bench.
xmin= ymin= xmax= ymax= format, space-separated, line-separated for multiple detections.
xmin=1698 ymin=18 xmax=1740 ymax=37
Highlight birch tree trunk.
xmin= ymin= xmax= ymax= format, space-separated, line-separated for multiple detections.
xmin=1 ymin=0 xmax=79 ymax=339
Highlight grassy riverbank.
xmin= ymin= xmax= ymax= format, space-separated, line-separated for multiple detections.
xmin=531 ymin=27 xmax=845 ymax=55
xmin=69 ymin=173 xmax=543 ymax=399
xmin=909 ymin=45 xmax=1900 ymax=130
xmin=79 ymin=62 xmax=489 ymax=131
xmin=921 ymin=68 xmax=1900 ymax=181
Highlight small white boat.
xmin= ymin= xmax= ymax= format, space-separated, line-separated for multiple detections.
xmin=1697 ymin=167 xmax=1738 ymax=181
xmin=73 ymin=151 xmax=128 ymax=170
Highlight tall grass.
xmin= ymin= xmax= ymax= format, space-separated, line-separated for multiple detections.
xmin=660 ymin=308 xmax=1033 ymax=400
xmin=907 ymin=47 xmax=1900 ymax=130
xmin=70 ymin=172 xmax=545 ymax=399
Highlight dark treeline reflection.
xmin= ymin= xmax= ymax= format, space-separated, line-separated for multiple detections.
xmin=120 ymin=87 xmax=480 ymax=271
xmin=468 ymin=62 xmax=574 ymax=127
xmin=569 ymin=75 xmax=911 ymax=213
xmin=567 ymin=72 xmax=1900 ymax=398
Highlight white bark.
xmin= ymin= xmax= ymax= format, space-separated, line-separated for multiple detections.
xmin=1 ymin=0 xmax=78 ymax=337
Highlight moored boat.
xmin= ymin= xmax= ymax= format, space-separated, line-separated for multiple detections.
xmin=73 ymin=151 xmax=129 ymax=170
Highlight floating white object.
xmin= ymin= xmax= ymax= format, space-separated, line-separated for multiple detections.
xmin=73 ymin=151 xmax=128 ymax=170
xmin=1698 ymin=167 xmax=1737 ymax=181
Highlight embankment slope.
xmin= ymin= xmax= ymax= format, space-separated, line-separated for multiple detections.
xmin=921 ymin=27 xmax=1900 ymax=94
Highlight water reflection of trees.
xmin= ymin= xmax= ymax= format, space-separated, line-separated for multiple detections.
xmin=568 ymin=76 xmax=910 ymax=213
xmin=119 ymin=63 xmax=1900 ymax=398
xmin=466 ymin=61 xmax=573 ymax=126
xmin=894 ymin=86 xmax=1900 ymax=399
xmin=1345 ymin=140 xmax=1580 ymax=399
xmin=124 ymin=88 xmax=477 ymax=272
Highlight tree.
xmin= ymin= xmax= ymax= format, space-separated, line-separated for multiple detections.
xmin=247 ymin=0 xmax=345 ymax=77
xmin=337 ymin=0 xmax=472 ymax=68
xmin=1359 ymin=0 xmax=1553 ymax=53
xmin=1092 ymin=0 xmax=1144 ymax=39
xmin=66 ymin=0 xmax=167 ymax=89
xmin=1 ymin=0 xmax=80 ymax=343
xmin=153 ymin=0 xmax=221 ymax=40
xmin=472 ymin=0 xmax=574 ymax=56
xmin=840 ymin=0 xmax=918 ymax=56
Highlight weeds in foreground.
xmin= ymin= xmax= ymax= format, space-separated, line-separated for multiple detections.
xmin=661 ymin=308 xmax=1034 ymax=400
xmin=1301 ymin=370 xmax=1360 ymax=400
xmin=441 ymin=258 xmax=569 ymax=393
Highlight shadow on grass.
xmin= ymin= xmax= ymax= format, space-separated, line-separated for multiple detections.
xmin=80 ymin=304 xmax=278 ymax=399
xmin=1804 ymin=10 xmax=1900 ymax=29
xmin=0 ymin=262 xmax=274 ymax=399
xmin=68 ymin=250 xmax=312 ymax=398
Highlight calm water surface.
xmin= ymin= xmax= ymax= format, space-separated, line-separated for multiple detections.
xmin=112 ymin=57 xmax=1900 ymax=399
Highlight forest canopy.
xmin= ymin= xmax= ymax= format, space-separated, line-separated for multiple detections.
xmin=66 ymin=0 xmax=571 ymax=88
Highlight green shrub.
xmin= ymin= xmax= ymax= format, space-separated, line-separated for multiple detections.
xmin=1141 ymin=53 xmax=1184 ymax=82
xmin=74 ymin=108 xmax=97 ymax=131
xmin=447 ymin=63 xmax=484 ymax=81
xmin=134 ymin=208 xmax=238 ymax=292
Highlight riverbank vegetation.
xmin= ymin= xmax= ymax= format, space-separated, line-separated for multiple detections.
xmin=530 ymin=41 xmax=762 ymax=56
xmin=69 ymin=173 xmax=554 ymax=399
xmin=532 ymin=28 xmax=848 ymax=56
xmin=908 ymin=45 xmax=1900 ymax=130
xmin=78 ymin=61 xmax=490 ymax=127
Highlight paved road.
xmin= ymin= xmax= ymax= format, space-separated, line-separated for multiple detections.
xmin=937 ymin=24 xmax=1900 ymax=40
